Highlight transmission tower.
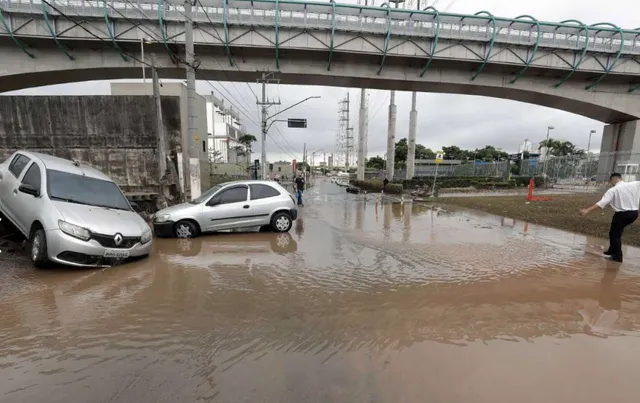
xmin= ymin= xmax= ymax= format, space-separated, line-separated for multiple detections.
xmin=338 ymin=93 xmax=354 ymax=168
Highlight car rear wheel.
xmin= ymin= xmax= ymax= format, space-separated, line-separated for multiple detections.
xmin=270 ymin=212 xmax=292 ymax=233
xmin=30 ymin=228 xmax=49 ymax=268
xmin=174 ymin=220 xmax=199 ymax=239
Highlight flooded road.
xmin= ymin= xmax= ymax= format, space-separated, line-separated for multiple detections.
xmin=2 ymin=179 xmax=640 ymax=402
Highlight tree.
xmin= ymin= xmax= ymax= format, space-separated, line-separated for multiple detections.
xmin=539 ymin=138 xmax=585 ymax=157
xmin=415 ymin=144 xmax=435 ymax=160
xmin=208 ymin=148 xmax=223 ymax=164
xmin=234 ymin=134 xmax=257 ymax=165
xmin=297 ymin=161 xmax=310 ymax=172
xmin=366 ymin=156 xmax=385 ymax=170
xmin=473 ymin=145 xmax=509 ymax=162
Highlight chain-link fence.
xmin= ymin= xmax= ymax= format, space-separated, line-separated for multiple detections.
xmin=364 ymin=152 xmax=640 ymax=185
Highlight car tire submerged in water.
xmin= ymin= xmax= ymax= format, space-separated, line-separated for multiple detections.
xmin=30 ymin=228 xmax=49 ymax=268
xmin=174 ymin=220 xmax=199 ymax=239
xmin=270 ymin=212 xmax=293 ymax=233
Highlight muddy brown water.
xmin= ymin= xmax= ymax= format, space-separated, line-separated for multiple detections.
xmin=2 ymin=180 xmax=640 ymax=403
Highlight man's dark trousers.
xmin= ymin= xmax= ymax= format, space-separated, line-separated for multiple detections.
xmin=608 ymin=210 xmax=638 ymax=260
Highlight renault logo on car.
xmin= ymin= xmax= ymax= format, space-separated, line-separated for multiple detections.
xmin=114 ymin=233 xmax=123 ymax=246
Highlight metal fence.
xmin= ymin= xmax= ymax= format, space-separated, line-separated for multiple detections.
xmin=371 ymin=152 xmax=640 ymax=183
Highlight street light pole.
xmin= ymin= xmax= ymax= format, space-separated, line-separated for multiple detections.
xmin=259 ymin=93 xmax=321 ymax=179
xmin=587 ymin=129 xmax=596 ymax=155
xmin=587 ymin=129 xmax=596 ymax=179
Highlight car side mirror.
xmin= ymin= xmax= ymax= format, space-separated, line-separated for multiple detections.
xmin=130 ymin=201 xmax=139 ymax=209
xmin=18 ymin=183 xmax=39 ymax=197
xmin=207 ymin=198 xmax=220 ymax=207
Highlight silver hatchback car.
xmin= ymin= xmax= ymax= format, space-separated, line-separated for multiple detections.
xmin=152 ymin=180 xmax=298 ymax=238
xmin=0 ymin=151 xmax=153 ymax=267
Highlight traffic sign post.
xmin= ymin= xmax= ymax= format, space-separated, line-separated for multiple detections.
xmin=433 ymin=151 xmax=444 ymax=197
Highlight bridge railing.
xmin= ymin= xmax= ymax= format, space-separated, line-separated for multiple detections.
xmin=2 ymin=0 xmax=639 ymax=54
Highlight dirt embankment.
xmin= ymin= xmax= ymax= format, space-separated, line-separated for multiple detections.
xmin=442 ymin=193 xmax=640 ymax=247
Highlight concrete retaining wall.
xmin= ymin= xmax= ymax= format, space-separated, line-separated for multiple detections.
xmin=0 ymin=95 xmax=182 ymax=194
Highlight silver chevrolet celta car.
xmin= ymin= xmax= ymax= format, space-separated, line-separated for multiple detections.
xmin=0 ymin=151 xmax=152 ymax=268
xmin=153 ymin=180 xmax=298 ymax=238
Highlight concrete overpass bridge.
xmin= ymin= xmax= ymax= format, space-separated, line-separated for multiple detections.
xmin=1 ymin=0 xmax=640 ymax=170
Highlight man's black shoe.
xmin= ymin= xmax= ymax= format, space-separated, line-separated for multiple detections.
xmin=608 ymin=256 xmax=623 ymax=263
xmin=602 ymin=249 xmax=612 ymax=256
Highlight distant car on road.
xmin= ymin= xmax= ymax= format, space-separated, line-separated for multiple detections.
xmin=152 ymin=180 xmax=298 ymax=238
xmin=0 ymin=151 xmax=152 ymax=268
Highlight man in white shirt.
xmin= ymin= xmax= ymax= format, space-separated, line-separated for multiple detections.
xmin=580 ymin=173 xmax=640 ymax=262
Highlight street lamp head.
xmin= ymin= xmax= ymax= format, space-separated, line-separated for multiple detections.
xmin=590 ymin=129 xmax=597 ymax=134
xmin=548 ymin=126 xmax=555 ymax=130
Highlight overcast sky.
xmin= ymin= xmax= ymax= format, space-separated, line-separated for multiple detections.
xmin=6 ymin=0 xmax=639 ymax=163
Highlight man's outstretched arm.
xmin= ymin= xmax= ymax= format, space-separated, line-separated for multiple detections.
xmin=580 ymin=190 xmax=613 ymax=216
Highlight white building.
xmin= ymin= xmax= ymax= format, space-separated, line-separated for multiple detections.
xmin=518 ymin=139 xmax=535 ymax=155
xmin=206 ymin=93 xmax=251 ymax=165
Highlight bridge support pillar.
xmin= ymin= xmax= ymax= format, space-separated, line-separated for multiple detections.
xmin=357 ymin=88 xmax=367 ymax=181
xmin=598 ymin=120 xmax=640 ymax=181
xmin=386 ymin=91 xmax=397 ymax=180
xmin=406 ymin=92 xmax=417 ymax=180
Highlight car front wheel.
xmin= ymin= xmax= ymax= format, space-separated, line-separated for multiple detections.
xmin=270 ymin=212 xmax=293 ymax=233
xmin=174 ymin=220 xmax=199 ymax=239
xmin=30 ymin=228 xmax=49 ymax=268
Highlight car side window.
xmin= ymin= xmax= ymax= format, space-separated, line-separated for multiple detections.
xmin=21 ymin=163 xmax=42 ymax=190
xmin=250 ymin=184 xmax=281 ymax=200
xmin=217 ymin=186 xmax=248 ymax=204
xmin=8 ymin=154 xmax=30 ymax=178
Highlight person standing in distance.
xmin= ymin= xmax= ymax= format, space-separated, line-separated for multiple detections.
xmin=580 ymin=173 xmax=640 ymax=262
xmin=383 ymin=177 xmax=389 ymax=194
xmin=295 ymin=174 xmax=306 ymax=207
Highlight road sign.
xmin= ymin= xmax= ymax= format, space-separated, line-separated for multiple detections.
xmin=435 ymin=151 xmax=444 ymax=164
xmin=287 ymin=118 xmax=307 ymax=128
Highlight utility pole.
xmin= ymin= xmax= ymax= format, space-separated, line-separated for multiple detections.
xmin=257 ymin=71 xmax=281 ymax=179
xmin=407 ymin=91 xmax=417 ymax=179
xmin=184 ymin=0 xmax=199 ymax=200
xmin=357 ymin=88 xmax=367 ymax=180
xmin=151 ymin=53 xmax=167 ymax=183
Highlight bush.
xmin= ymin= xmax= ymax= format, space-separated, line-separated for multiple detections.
xmin=513 ymin=176 xmax=544 ymax=187
xmin=350 ymin=180 xmax=403 ymax=194
xmin=401 ymin=176 xmax=509 ymax=189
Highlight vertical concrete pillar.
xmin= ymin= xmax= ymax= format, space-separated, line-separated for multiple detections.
xmin=406 ymin=91 xmax=417 ymax=179
xmin=386 ymin=91 xmax=397 ymax=179
xmin=598 ymin=120 xmax=640 ymax=180
xmin=357 ymin=88 xmax=367 ymax=181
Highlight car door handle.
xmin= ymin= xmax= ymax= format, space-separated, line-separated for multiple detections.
xmin=243 ymin=205 xmax=250 ymax=209
xmin=12 ymin=189 xmax=17 ymax=195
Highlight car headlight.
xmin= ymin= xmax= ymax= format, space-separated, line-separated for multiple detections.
xmin=141 ymin=229 xmax=152 ymax=244
xmin=155 ymin=214 xmax=171 ymax=223
xmin=58 ymin=220 xmax=90 ymax=241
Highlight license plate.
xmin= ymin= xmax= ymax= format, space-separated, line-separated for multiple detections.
xmin=103 ymin=249 xmax=130 ymax=259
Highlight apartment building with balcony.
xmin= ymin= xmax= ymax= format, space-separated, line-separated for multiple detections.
xmin=206 ymin=93 xmax=251 ymax=166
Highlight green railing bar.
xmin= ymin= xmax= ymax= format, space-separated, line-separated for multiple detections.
xmin=157 ymin=0 xmax=172 ymax=54
xmin=233 ymin=0 xmax=640 ymax=35
xmin=469 ymin=10 xmax=496 ymax=81
xmin=418 ymin=6 xmax=440 ymax=78
xmin=275 ymin=0 xmax=280 ymax=70
xmin=376 ymin=2 xmax=391 ymax=75
xmin=509 ymin=15 xmax=540 ymax=84
xmin=41 ymin=0 xmax=74 ymax=60
xmin=553 ymin=19 xmax=589 ymax=88
xmin=585 ymin=22 xmax=625 ymax=90
xmin=326 ymin=0 xmax=336 ymax=71
xmin=223 ymin=0 xmax=233 ymax=66
xmin=627 ymin=27 xmax=640 ymax=93
xmin=0 ymin=7 xmax=34 ymax=58
xmin=102 ymin=0 xmax=127 ymax=61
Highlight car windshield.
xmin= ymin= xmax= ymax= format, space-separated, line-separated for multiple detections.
xmin=47 ymin=169 xmax=132 ymax=211
xmin=190 ymin=184 xmax=224 ymax=204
